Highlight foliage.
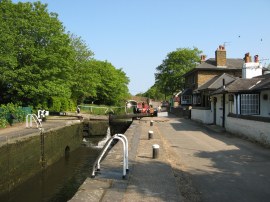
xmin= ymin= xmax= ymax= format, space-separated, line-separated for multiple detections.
xmin=155 ymin=47 xmax=202 ymax=98
xmin=69 ymin=34 xmax=99 ymax=104
xmin=141 ymin=84 xmax=165 ymax=101
xmin=0 ymin=103 xmax=28 ymax=127
xmin=90 ymin=60 xmax=130 ymax=106
xmin=0 ymin=1 xmax=130 ymax=110
xmin=0 ymin=117 xmax=8 ymax=128
xmin=0 ymin=0 xmax=73 ymax=106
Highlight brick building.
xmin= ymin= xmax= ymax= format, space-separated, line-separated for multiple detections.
xmin=181 ymin=45 xmax=243 ymax=107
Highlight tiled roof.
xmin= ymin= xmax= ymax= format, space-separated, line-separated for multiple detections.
xmin=211 ymin=78 xmax=263 ymax=94
xmin=197 ymin=58 xmax=244 ymax=69
xmin=252 ymin=74 xmax=270 ymax=91
xmin=226 ymin=78 xmax=262 ymax=91
xmin=183 ymin=58 xmax=244 ymax=77
xmin=182 ymin=88 xmax=193 ymax=96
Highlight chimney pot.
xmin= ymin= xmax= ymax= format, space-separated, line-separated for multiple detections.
xmin=254 ymin=55 xmax=259 ymax=63
xmin=200 ymin=55 xmax=206 ymax=63
xmin=244 ymin=53 xmax=250 ymax=63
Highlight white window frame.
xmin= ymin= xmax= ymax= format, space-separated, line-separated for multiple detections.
xmin=240 ymin=93 xmax=260 ymax=115
xmin=182 ymin=95 xmax=192 ymax=105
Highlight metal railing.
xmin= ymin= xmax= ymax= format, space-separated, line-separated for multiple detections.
xmin=91 ymin=134 xmax=128 ymax=179
xmin=26 ymin=114 xmax=42 ymax=128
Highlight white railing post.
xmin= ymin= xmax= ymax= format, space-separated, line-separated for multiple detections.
xmin=96 ymin=138 xmax=115 ymax=171
xmin=116 ymin=134 xmax=129 ymax=172
xmin=26 ymin=114 xmax=42 ymax=128
xmin=91 ymin=134 xmax=128 ymax=179
xmin=26 ymin=114 xmax=30 ymax=128
xmin=114 ymin=136 xmax=127 ymax=178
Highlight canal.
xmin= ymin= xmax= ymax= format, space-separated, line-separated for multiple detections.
xmin=0 ymin=120 xmax=132 ymax=202
xmin=0 ymin=139 xmax=102 ymax=202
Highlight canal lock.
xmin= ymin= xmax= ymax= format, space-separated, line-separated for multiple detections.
xmin=0 ymin=119 xmax=132 ymax=202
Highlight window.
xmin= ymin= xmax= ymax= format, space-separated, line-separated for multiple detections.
xmin=240 ymin=94 xmax=259 ymax=115
xmin=193 ymin=94 xmax=201 ymax=105
xmin=182 ymin=95 xmax=192 ymax=105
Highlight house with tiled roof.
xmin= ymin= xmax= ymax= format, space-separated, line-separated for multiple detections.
xmin=202 ymin=56 xmax=270 ymax=146
xmin=182 ymin=45 xmax=243 ymax=107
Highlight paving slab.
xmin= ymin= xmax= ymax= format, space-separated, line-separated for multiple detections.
xmin=70 ymin=116 xmax=184 ymax=202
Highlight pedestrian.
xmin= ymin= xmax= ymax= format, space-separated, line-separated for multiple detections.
xmin=77 ymin=106 xmax=80 ymax=114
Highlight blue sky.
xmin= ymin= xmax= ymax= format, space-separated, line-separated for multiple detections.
xmin=13 ymin=0 xmax=270 ymax=95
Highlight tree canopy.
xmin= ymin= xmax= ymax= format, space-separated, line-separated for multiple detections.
xmin=0 ymin=0 xmax=130 ymax=109
xmin=155 ymin=47 xmax=202 ymax=98
xmin=140 ymin=84 xmax=164 ymax=101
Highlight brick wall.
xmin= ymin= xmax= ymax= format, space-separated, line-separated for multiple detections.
xmin=197 ymin=70 xmax=242 ymax=87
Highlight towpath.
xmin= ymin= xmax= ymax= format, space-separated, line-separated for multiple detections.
xmin=71 ymin=114 xmax=270 ymax=202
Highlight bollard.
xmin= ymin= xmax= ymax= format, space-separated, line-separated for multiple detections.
xmin=150 ymin=120 xmax=154 ymax=126
xmin=148 ymin=130 xmax=153 ymax=139
xmin=152 ymin=144 xmax=160 ymax=159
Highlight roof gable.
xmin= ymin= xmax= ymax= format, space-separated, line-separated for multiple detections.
xmin=184 ymin=58 xmax=244 ymax=77
xmin=195 ymin=73 xmax=236 ymax=92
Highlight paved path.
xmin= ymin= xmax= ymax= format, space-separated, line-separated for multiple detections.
xmin=71 ymin=114 xmax=270 ymax=202
xmin=157 ymin=116 xmax=270 ymax=202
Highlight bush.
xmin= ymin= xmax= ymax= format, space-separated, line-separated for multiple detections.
xmin=0 ymin=117 xmax=8 ymax=128
xmin=49 ymin=97 xmax=62 ymax=112
xmin=0 ymin=103 xmax=29 ymax=127
xmin=60 ymin=98 xmax=69 ymax=111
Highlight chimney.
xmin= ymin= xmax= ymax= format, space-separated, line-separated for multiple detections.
xmin=254 ymin=55 xmax=259 ymax=63
xmin=244 ymin=52 xmax=251 ymax=63
xmin=215 ymin=45 xmax=226 ymax=67
xmin=200 ymin=55 xmax=206 ymax=63
xmin=242 ymin=53 xmax=262 ymax=78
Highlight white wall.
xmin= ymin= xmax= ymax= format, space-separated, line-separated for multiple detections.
xmin=260 ymin=90 xmax=270 ymax=117
xmin=226 ymin=116 xmax=270 ymax=146
xmin=191 ymin=108 xmax=213 ymax=124
xmin=242 ymin=62 xmax=262 ymax=79
xmin=215 ymin=94 xmax=224 ymax=127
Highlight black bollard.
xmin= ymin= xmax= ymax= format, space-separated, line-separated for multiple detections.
xmin=148 ymin=130 xmax=153 ymax=139
xmin=152 ymin=144 xmax=160 ymax=159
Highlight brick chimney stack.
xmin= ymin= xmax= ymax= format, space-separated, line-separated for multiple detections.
xmin=215 ymin=45 xmax=226 ymax=67
xmin=200 ymin=55 xmax=206 ymax=64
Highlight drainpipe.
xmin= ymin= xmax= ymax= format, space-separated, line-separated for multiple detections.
xmin=222 ymin=79 xmax=225 ymax=128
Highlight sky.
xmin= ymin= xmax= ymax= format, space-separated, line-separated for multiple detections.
xmin=12 ymin=0 xmax=270 ymax=95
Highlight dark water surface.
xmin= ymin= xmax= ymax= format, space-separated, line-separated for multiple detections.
xmin=0 ymin=143 xmax=102 ymax=202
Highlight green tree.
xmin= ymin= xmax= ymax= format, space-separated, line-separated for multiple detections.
xmin=0 ymin=0 xmax=131 ymax=108
xmin=93 ymin=61 xmax=130 ymax=105
xmin=0 ymin=0 xmax=74 ymax=106
xmin=142 ymin=84 xmax=164 ymax=101
xmin=69 ymin=34 xmax=99 ymax=104
xmin=155 ymin=47 xmax=202 ymax=98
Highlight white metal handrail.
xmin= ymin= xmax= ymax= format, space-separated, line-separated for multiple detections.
xmin=26 ymin=114 xmax=42 ymax=128
xmin=116 ymin=134 xmax=129 ymax=171
xmin=91 ymin=134 xmax=128 ymax=179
